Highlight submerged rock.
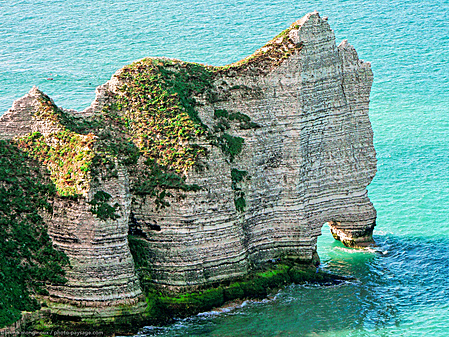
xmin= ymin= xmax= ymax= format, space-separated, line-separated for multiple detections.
xmin=0 ymin=11 xmax=376 ymax=333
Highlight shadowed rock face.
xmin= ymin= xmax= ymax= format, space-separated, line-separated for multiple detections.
xmin=0 ymin=11 xmax=376 ymax=318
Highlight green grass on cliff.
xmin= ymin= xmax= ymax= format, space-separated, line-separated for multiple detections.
xmin=88 ymin=190 xmax=120 ymax=221
xmin=214 ymin=23 xmax=303 ymax=74
xmin=17 ymin=58 xmax=263 ymax=211
xmin=213 ymin=109 xmax=260 ymax=131
xmin=0 ymin=140 xmax=69 ymax=329
xmin=14 ymin=93 xmax=100 ymax=197
xmin=113 ymin=59 xmax=211 ymax=174
xmin=111 ymin=58 xmax=261 ymax=168
xmin=16 ymin=131 xmax=95 ymax=197
xmin=127 ymin=235 xmax=153 ymax=296
xmin=99 ymin=58 xmax=259 ymax=209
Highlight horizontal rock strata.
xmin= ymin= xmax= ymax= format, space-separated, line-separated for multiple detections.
xmin=126 ymin=12 xmax=376 ymax=290
xmin=0 ymin=11 xmax=376 ymax=321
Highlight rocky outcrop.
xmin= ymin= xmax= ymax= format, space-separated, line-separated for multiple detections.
xmin=0 ymin=11 xmax=376 ymax=325
xmin=123 ymin=12 xmax=376 ymax=289
xmin=0 ymin=88 xmax=146 ymax=318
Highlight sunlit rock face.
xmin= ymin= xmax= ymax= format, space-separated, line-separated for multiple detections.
xmin=132 ymin=11 xmax=376 ymax=289
xmin=0 ymin=11 xmax=376 ymax=317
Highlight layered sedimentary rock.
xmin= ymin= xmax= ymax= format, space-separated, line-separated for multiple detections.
xmin=123 ymin=12 xmax=376 ymax=289
xmin=0 ymin=11 xmax=376 ymax=321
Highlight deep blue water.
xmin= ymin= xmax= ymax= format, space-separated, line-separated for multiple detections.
xmin=1 ymin=0 xmax=448 ymax=335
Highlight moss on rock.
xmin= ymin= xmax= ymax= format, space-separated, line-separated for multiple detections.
xmin=145 ymin=263 xmax=344 ymax=322
xmin=127 ymin=235 xmax=346 ymax=325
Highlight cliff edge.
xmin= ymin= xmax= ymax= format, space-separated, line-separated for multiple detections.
xmin=0 ymin=11 xmax=376 ymax=333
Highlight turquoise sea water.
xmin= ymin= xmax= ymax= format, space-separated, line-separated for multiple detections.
xmin=1 ymin=0 xmax=448 ymax=336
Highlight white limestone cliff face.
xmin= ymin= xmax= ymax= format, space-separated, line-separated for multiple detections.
xmin=128 ymin=12 xmax=376 ymax=290
xmin=0 ymin=11 xmax=376 ymax=317
xmin=43 ymin=168 xmax=145 ymax=317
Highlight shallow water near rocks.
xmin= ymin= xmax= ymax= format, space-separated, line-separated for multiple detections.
xmin=132 ymin=232 xmax=449 ymax=337
xmin=1 ymin=0 xmax=448 ymax=336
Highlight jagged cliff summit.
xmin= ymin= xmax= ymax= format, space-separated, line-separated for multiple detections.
xmin=0 ymin=12 xmax=376 ymax=331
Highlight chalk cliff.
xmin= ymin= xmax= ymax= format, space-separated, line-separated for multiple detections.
xmin=0 ymin=11 xmax=376 ymax=329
